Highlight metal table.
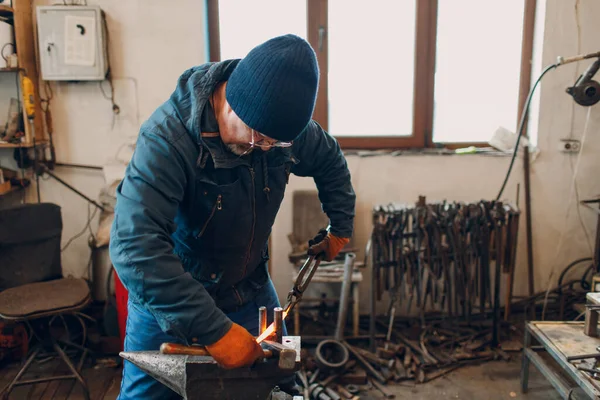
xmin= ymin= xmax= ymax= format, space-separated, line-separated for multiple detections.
xmin=585 ymin=293 xmax=600 ymax=337
xmin=522 ymin=321 xmax=600 ymax=399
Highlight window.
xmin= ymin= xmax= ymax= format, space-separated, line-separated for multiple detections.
xmin=433 ymin=0 xmax=525 ymax=143
xmin=208 ymin=0 xmax=535 ymax=149
xmin=217 ymin=0 xmax=307 ymax=60
xmin=328 ymin=0 xmax=416 ymax=138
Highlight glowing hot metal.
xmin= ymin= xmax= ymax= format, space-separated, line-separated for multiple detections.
xmin=256 ymin=310 xmax=288 ymax=343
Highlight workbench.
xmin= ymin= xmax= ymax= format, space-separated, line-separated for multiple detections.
xmin=292 ymin=261 xmax=363 ymax=337
xmin=522 ymin=321 xmax=600 ymax=399
xmin=585 ymin=293 xmax=600 ymax=337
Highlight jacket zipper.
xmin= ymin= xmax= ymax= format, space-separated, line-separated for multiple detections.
xmin=242 ymin=167 xmax=256 ymax=278
xmin=197 ymin=194 xmax=222 ymax=238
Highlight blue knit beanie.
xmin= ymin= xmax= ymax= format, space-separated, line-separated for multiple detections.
xmin=226 ymin=34 xmax=319 ymax=142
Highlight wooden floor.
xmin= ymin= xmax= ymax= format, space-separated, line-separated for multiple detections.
xmin=0 ymin=356 xmax=122 ymax=400
xmin=0 ymin=354 xmax=561 ymax=399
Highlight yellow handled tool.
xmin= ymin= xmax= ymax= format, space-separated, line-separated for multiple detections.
xmin=21 ymin=75 xmax=41 ymax=202
xmin=21 ymin=76 xmax=35 ymax=119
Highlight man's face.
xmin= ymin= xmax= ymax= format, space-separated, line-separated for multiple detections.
xmin=216 ymin=83 xmax=293 ymax=156
xmin=219 ymin=103 xmax=287 ymax=156
xmin=218 ymin=102 xmax=255 ymax=156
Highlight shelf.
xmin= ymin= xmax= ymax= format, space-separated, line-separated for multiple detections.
xmin=0 ymin=139 xmax=47 ymax=148
xmin=0 ymin=5 xmax=13 ymax=16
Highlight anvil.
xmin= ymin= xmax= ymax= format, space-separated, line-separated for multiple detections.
xmin=120 ymin=336 xmax=301 ymax=400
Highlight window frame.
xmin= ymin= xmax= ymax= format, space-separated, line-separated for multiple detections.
xmin=206 ymin=0 xmax=536 ymax=150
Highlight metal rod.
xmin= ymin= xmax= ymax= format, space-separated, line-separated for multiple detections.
xmin=3 ymin=347 xmax=40 ymax=396
xmin=335 ymin=253 xmax=356 ymax=341
xmin=343 ymin=341 xmax=387 ymax=384
xmin=40 ymin=166 xmax=105 ymax=211
xmin=492 ymin=220 xmax=502 ymax=346
xmin=523 ymin=146 xmax=535 ymax=320
xmin=369 ymin=240 xmax=377 ymax=353
xmin=370 ymin=378 xmax=396 ymax=399
xmin=12 ymin=375 xmax=78 ymax=385
xmin=53 ymin=342 xmax=90 ymax=400
xmin=524 ymin=348 xmax=572 ymax=398
xmin=33 ymin=136 xmax=41 ymax=203
xmin=558 ymin=51 xmax=600 ymax=65
xmin=274 ymin=307 xmax=283 ymax=344
xmin=566 ymin=353 xmax=600 ymax=362
xmin=55 ymin=162 xmax=103 ymax=171
xmin=258 ymin=306 xmax=267 ymax=336
xmin=594 ymin=202 xmax=600 ymax=274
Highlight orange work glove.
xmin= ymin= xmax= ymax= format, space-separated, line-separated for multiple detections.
xmin=307 ymin=229 xmax=350 ymax=261
xmin=205 ymin=323 xmax=265 ymax=369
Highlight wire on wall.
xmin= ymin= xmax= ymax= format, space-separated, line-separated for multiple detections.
xmin=61 ymin=202 xmax=98 ymax=253
xmin=495 ymin=62 xmax=557 ymax=201
xmin=99 ymin=13 xmax=120 ymax=115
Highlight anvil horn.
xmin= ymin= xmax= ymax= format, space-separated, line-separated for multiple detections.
xmin=120 ymin=336 xmax=301 ymax=400
xmin=120 ymin=351 xmax=188 ymax=397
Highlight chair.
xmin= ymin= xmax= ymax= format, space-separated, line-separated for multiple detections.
xmin=0 ymin=203 xmax=92 ymax=400
xmin=288 ymin=191 xmax=363 ymax=337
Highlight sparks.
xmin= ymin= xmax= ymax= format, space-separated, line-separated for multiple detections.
xmin=256 ymin=310 xmax=288 ymax=343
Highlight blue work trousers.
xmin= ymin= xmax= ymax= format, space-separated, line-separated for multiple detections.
xmin=117 ymin=279 xmax=286 ymax=400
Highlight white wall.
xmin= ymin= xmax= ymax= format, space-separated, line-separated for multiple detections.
xmin=0 ymin=0 xmax=207 ymax=280
xmin=1 ymin=0 xmax=599 ymax=318
xmin=528 ymin=0 xmax=600 ymax=299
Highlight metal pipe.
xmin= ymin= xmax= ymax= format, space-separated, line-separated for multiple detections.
xmin=566 ymin=353 xmax=600 ymax=362
xmin=523 ymin=145 xmax=535 ymax=320
xmin=335 ymin=253 xmax=356 ymax=341
xmin=342 ymin=341 xmax=387 ymax=384
xmin=40 ymin=166 xmax=105 ymax=212
xmin=258 ymin=306 xmax=267 ymax=336
xmin=369 ymin=239 xmax=377 ymax=353
xmin=492 ymin=217 xmax=502 ymax=347
xmin=55 ymin=162 xmax=103 ymax=171
xmin=274 ymin=307 xmax=283 ymax=343
xmin=557 ymin=51 xmax=600 ymax=65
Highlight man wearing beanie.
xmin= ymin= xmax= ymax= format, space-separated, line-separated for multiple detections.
xmin=110 ymin=34 xmax=355 ymax=399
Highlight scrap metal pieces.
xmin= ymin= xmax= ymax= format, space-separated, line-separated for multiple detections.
xmin=315 ymin=340 xmax=350 ymax=372
xmin=298 ymin=320 xmax=508 ymax=398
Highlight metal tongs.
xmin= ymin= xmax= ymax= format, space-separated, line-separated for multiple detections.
xmin=282 ymin=254 xmax=323 ymax=315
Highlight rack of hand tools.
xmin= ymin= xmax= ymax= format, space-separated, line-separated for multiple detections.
xmin=369 ymin=197 xmax=521 ymax=348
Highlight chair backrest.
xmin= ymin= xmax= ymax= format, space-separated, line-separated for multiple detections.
xmin=292 ymin=190 xmax=330 ymax=247
xmin=0 ymin=203 xmax=63 ymax=291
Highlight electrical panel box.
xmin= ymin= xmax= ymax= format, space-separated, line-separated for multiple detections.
xmin=36 ymin=6 xmax=108 ymax=81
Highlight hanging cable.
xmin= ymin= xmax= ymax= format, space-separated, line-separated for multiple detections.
xmin=496 ymin=63 xmax=558 ymax=201
xmin=61 ymin=203 xmax=98 ymax=252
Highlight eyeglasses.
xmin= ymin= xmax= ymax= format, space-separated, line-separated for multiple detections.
xmin=249 ymin=129 xmax=293 ymax=150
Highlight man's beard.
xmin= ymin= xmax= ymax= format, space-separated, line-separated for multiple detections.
xmin=227 ymin=143 xmax=253 ymax=156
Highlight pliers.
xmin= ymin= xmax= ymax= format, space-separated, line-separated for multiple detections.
xmin=282 ymin=255 xmax=323 ymax=314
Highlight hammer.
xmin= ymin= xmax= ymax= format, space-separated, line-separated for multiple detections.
xmin=159 ymin=342 xmax=297 ymax=370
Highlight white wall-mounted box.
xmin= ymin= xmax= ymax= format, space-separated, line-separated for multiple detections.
xmin=36 ymin=5 xmax=108 ymax=81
